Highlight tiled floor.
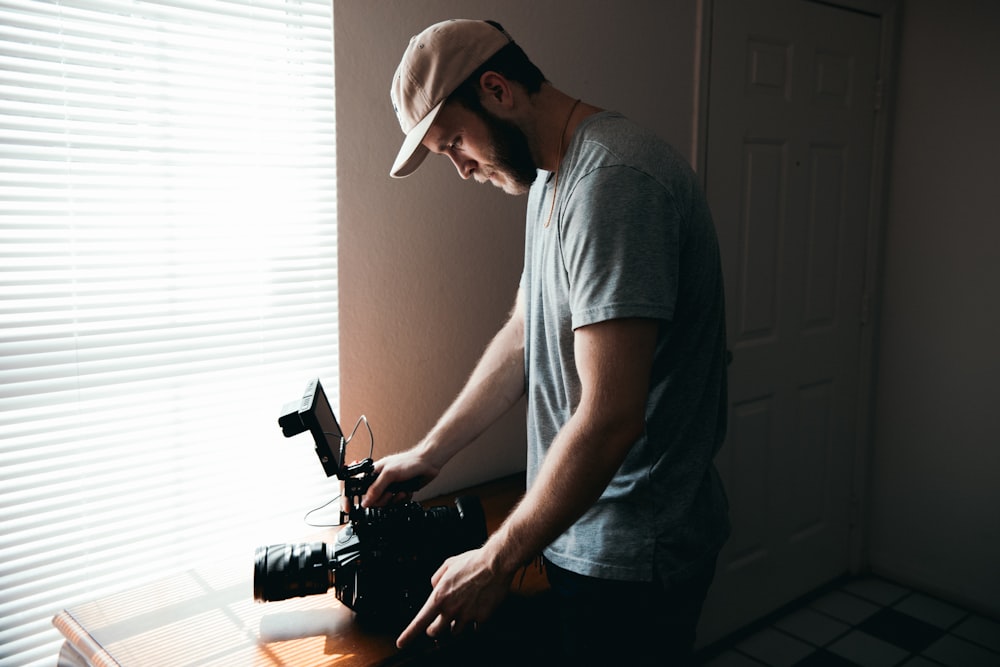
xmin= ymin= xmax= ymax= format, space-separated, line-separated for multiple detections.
xmin=697 ymin=576 xmax=1000 ymax=667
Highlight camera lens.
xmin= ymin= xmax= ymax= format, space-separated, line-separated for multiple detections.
xmin=253 ymin=542 xmax=332 ymax=602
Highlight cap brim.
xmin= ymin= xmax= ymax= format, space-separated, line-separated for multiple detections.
xmin=390 ymin=100 xmax=444 ymax=178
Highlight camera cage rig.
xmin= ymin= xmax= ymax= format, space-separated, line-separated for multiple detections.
xmin=277 ymin=378 xmax=418 ymax=520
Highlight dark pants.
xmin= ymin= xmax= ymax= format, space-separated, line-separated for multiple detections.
xmin=543 ymin=557 xmax=717 ymax=666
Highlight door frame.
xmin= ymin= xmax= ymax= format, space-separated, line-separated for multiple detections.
xmin=693 ymin=0 xmax=903 ymax=574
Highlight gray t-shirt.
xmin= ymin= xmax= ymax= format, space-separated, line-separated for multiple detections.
xmin=522 ymin=111 xmax=730 ymax=583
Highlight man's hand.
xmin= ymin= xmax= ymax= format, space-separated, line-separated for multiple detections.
xmin=361 ymin=449 xmax=439 ymax=508
xmin=396 ymin=547 xmax=514 ymax=648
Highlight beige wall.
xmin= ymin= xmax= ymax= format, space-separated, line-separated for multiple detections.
xmin=334 ymin=0 xmax=699 ymax=498
xmin=868 ymin=0 xmax=1000 ymax=616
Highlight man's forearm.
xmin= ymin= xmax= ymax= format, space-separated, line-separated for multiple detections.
xmin=481 ymin=317 xmax=657 ymax=577
xmin=482 ymin=402 xmax=642 ymax=576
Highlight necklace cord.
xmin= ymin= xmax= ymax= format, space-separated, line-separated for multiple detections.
xmin=544 ymin=98 xmax=581 ymax=228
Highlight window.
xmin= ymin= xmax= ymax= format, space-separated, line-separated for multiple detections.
xmin=0 ymin=1 xmax=338 ymax=664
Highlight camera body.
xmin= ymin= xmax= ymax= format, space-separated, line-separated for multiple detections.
xmin=254 ymin=379 xmax=487 ymax=627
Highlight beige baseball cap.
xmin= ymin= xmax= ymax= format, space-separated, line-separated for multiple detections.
xmin=389 ymin=19 xmax=513 ymax=178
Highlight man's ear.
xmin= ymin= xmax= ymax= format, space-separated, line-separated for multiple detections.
xmin=478 ymin=71 xmax=513 ymax=109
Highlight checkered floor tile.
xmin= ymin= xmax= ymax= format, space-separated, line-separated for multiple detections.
xmin=698 ymin=576 xmax=1000 ymax=667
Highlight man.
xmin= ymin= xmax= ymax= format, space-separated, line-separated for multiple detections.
xmin=364 ymin=19 xmax=730 ymax=665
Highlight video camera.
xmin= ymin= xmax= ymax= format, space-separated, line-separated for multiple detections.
xmin=253 ymin=378 xmax=487 ymax=627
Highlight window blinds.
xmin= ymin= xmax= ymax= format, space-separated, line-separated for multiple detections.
xmin=0 ymin=1 xmax=339 ymax=665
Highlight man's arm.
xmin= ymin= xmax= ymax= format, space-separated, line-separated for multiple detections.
xmin=396 ymin=316 xmax=659 ymax=646
xmin=363 ymin=290 xmax=527 ymax=506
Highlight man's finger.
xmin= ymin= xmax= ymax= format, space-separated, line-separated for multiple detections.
xmin=395 ymin=595 xmax=440 ymax=648
xmin=360 ymin=459 xmax=389 ymax=506
xmin=360 ymin=482 xmax=382 ymax=508
xmin=362 ymin=479 xmax=395 ymax=508
xmin=426 ymin=613 xmax=451 ymax=638
xmin=430 ymin=559 xmax=450 ymax=587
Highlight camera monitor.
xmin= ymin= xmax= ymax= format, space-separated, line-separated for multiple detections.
xmin=278 ymin=378 xmax=343 ymax=478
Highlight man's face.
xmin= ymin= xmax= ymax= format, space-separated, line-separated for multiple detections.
xmin=422 ymin=100 xmax=537 ymax=195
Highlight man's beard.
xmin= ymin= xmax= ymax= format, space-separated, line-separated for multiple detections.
xmin=478 ymin=108 xmax=538 ymax=195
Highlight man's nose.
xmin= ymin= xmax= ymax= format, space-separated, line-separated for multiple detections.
xmin=447 ymin=152 xmax=474 ymax=180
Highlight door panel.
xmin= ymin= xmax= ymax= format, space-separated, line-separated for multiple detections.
xmin=698 ymin=0 xmax=880 ymax=645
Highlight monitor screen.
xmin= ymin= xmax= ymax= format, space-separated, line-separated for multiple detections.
xmin=298 ymin=378 xmax=343 ymax=478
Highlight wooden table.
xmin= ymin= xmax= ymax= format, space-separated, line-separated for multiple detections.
xmin=54 ymin=474 xmax=557 ymax=667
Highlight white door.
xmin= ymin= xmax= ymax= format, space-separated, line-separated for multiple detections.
xmin=698 ymin=0 xmax=881 ymax=645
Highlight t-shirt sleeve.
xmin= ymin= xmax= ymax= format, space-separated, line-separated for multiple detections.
xmin=560 ymin=164 xmax=680 ymax=329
